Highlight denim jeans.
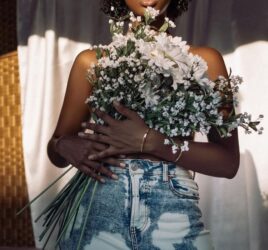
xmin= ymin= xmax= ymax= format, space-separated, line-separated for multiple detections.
xmin=59 ymin=159 xmax=214 ymax=250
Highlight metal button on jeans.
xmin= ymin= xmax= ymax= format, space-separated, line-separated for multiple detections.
xmin=131 ymin=163 xmax=139 ymax=171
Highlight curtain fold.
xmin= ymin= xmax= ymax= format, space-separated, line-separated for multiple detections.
xmin=17 ymin=0 xmax=268 ymax=249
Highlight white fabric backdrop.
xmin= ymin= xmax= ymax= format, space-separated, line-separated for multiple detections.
xmin=17 ymin=0 xmax=268 ymax=249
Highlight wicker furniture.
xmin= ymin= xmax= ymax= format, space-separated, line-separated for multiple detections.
xmin=0 ymin=0 xmax=35 ymax=247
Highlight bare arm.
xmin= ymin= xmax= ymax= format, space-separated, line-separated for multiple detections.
xmin=47 ymin=49 xmax=95 ymax=167
xmin=47 ymin=50 xmax=123 ymax=182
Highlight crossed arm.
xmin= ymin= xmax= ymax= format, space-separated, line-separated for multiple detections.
xmin=47 ymin=47 xmax=240 ymax=183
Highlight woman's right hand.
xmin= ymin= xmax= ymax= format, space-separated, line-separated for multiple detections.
xmin=54 ymin=135 xmax=125 ymax=183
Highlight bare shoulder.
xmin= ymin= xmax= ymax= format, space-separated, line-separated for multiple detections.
xmin=189 ymin=46 xmax=228 ymax=80
xmin=74 ymin=49 xmax=97 ymax=70
xmin=189 ymin=46 xmax=223 ymax=61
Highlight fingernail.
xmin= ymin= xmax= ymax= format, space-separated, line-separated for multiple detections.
xmin=111 ymin=174 xmax=119 ymax=180
xmin=78 ymin=132 xmax=84 ymax=137
xmin=88 ymin=155 xmax=95 ymax=160
xmin=100 ymin=178 xmax=106 ymax=183
xmin=120 ymin=163 xmax=126 ymax=168
xmin=81 ymin=122 xmax=87 ymax=127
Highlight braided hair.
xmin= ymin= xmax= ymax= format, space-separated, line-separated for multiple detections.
xmin=101 ymin=0 xmax=192 ymax=20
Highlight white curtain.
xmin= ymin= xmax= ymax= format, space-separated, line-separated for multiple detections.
xmin=17 ymin=0 xmax=268 ymax=249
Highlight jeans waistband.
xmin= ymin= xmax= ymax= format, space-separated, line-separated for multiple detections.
xmin=108 ymin=158 xmax=194 ymax=180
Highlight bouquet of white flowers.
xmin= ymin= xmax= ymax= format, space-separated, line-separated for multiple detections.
xmin=17 ymin=7 xmax=263 ymax=250
xmin=87 ymin=7 xmax=263 ymax=152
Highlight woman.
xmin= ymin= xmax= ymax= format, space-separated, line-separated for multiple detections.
xmin=47 ymin=0 xmax=240 ymax=249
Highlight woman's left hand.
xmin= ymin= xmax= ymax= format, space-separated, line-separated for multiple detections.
xmin=79 ymin=101 xmax=149 ymax=160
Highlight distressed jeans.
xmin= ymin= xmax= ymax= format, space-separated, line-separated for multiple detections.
xmin=59 ymin=159 xmax=214 ymax=250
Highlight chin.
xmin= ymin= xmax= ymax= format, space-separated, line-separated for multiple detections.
xmin=126 ymin=0 xmax=170 ymax=16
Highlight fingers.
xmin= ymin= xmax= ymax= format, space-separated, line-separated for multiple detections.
xmin=94 ymin=109 xmax=116 ymax=125
xmin=80 ymin=164 xmax=106 ymax=183
xmin=92 ymin=141 xmax=108 ymax=151
xmin=78 ymin=132 xmax=111 ymax=144
xmin=79 ymin=161 xmax=119 ymax=183
xmin=81 ymin=122 xmax=110 ymax=136
xmin=86 ymin=160 xmax=118 ymax=180
xmin=87 ymin=151 xmax=110 ymax=161
xmin=113 ymin=101 xmax=138 ymax=120
xmin=88 ymin=146 xmax=129 ymax=161
xmin=78 ymin=132 xmax=122 ymax=148
xmin=87 ymin=147 xmax=119 ymax=161
xmin=103 ymin=157 xmax=126 ymax=169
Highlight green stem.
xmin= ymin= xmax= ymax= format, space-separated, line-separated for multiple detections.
xmin=56 ymin=176 xmax=88 ymax=235
xmin=41 ymin=173 xmax=86 ymax=227
xmin=16 ymin=166 xmax=74 ymax=216
xmin=41 ymin=200 xmax=70 ymax=250
xmin=39 ymin=203 xmax=66 ymax=243
xmin=69 ymin=194 xmax=82 ymax=236
xmin=57 ymin=194 xmax=77 ymax=240
xmin=35 ymin=171 xmax=82 ymax=223
xmin=55 ymin=177 xmax=92 ymax=246
xmin=76 ymin=180 xmax=99 ymax=250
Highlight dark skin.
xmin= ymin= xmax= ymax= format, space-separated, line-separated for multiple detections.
xmin=47 ymin=0 xmax=240 ymax=183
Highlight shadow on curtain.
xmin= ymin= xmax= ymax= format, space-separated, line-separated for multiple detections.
xmin=17 ymin=0 xmax=268 ymax=53
xmin=196 ymin=150 xmax=268 ymax=250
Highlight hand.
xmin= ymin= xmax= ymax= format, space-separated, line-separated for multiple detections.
xmin=79 ymin=101 xmax=149 ymax=161
xmin=55 ymin=135 xmax=125 ymax=183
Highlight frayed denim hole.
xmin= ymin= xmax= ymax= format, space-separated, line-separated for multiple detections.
xmin=168 ymin=177 xmax=200 ymax=200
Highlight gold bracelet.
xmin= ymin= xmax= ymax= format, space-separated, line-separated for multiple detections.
xmin=140 ymin=128 xmax=151 ymax=153
xmin=174 ymin=149 xmax=183 ymax=163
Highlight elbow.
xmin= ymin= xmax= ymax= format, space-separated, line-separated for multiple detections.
xmin=47 ymin=137 xmax=69 ymax=168
xmin=225 ymin=155 xmax=240 ymax=179
xmin=47 ymin=138 xmax=56 ymax=166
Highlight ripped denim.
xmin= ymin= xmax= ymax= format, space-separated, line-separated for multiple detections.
xmin=59 ymin=159 xmax=214 ymax=250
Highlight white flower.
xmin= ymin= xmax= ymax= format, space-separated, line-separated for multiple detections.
xmin=145 ymin=7 xmax=160 ymax=19
xmin=165 ymin=17 xmax=176 ymax=28
xmin=181 ymin=141 xmax=189 ymax=151
xmin=142 ymin=85 xmax=160 ymax=107
xmin=189 ymin=54 xmax=208 ymax=81
xmin=172 ymin=145 xmax=179 ymax=154
xmin=130 ymin=12 xmax=136 ymax=22
xmin=164 ymin=139 xmax=170 ymax=145
xmin=168 ymin=20 xmax=176 ymax=28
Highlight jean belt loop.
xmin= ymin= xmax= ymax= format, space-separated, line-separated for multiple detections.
xmin=162 ymin=162 xmax=168 ymax=182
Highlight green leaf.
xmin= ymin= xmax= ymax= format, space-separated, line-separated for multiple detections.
xmin=96 ymin=48 xmax=102 ymax=60
xmin=144 ymin=12 xmax=150 ymax=24
xmin=159 ymin=22 xmax=169 ymax=32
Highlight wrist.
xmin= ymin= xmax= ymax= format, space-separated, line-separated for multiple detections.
xmin=143 ymin=129 xmax=165 ymax=155
xmin=143 ymin=129 xmax=184 ymax=163
xmin=140 ymin=128 xmax=151 ymax=153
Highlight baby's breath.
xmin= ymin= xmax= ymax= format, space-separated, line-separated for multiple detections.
xmin=86 ymin=7 xmax=263 ymax=152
